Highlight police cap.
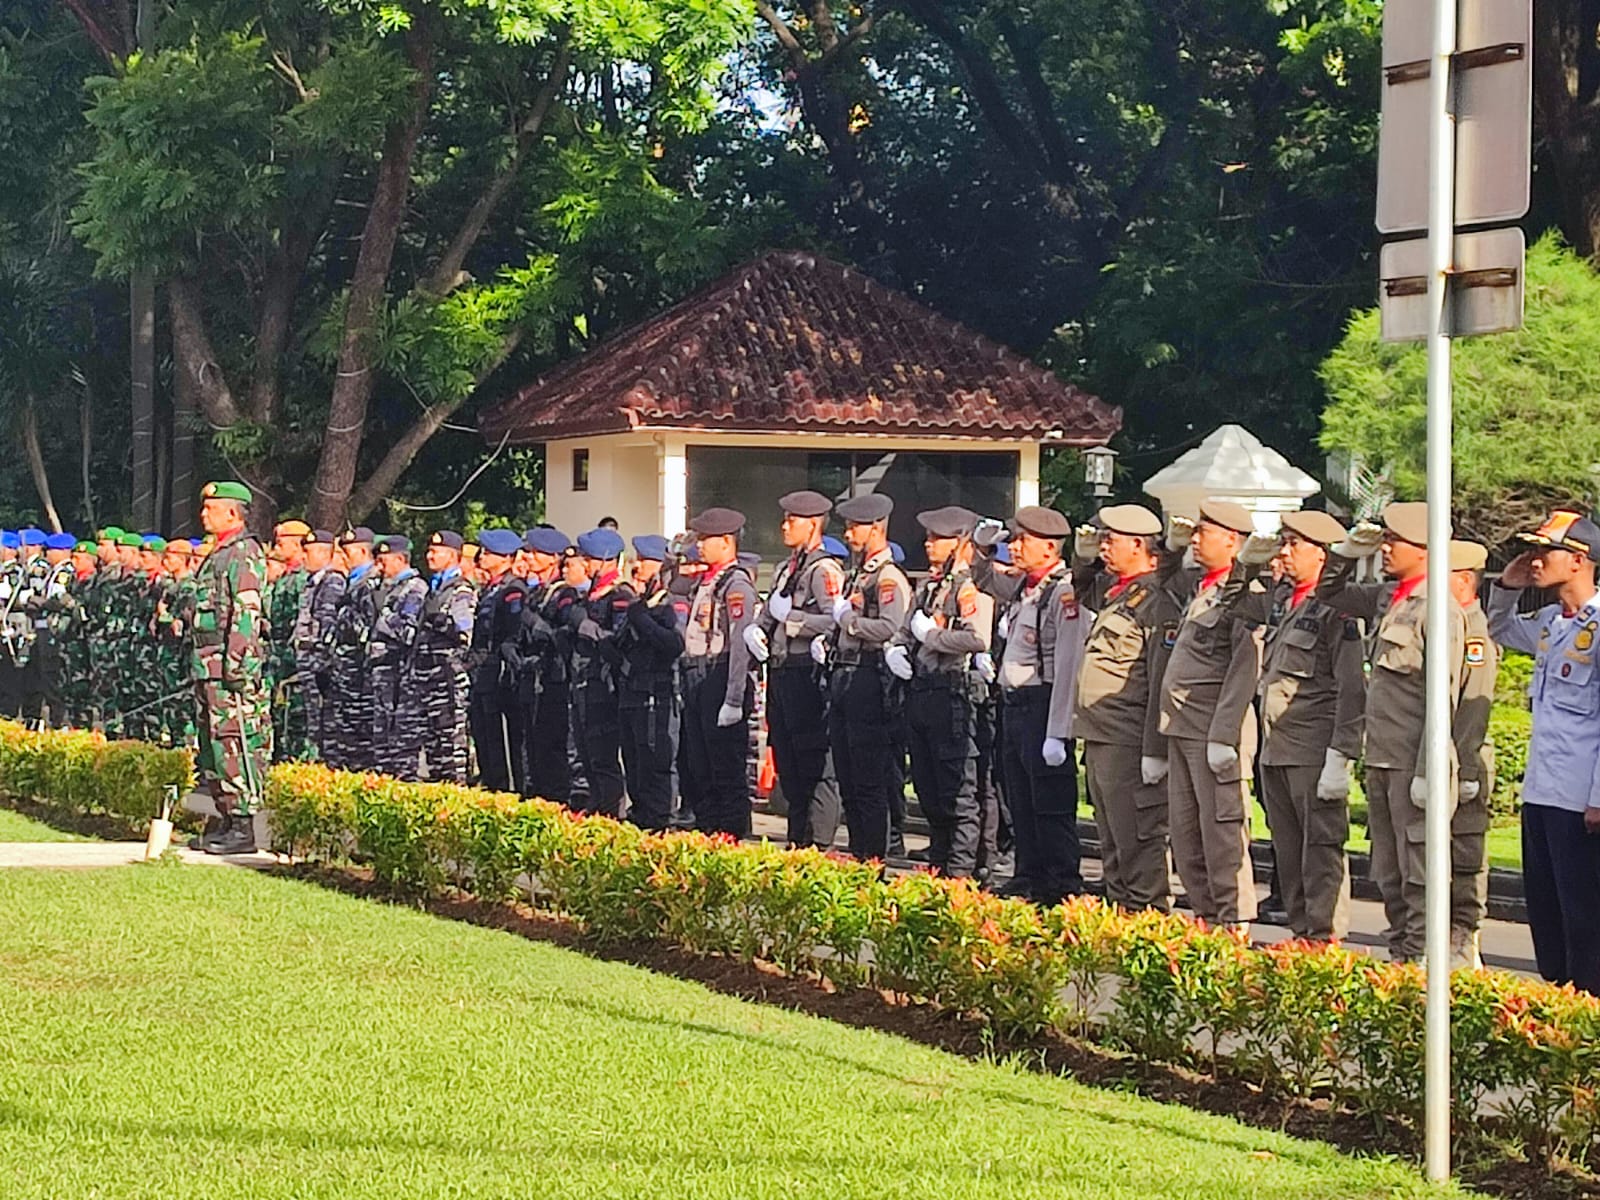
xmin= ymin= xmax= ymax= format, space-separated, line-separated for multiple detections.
xmin=478 ymin=529 xmax=522 ymax=557
xmin=688 ymin=507 xmax=746 ymax=537
xmin=1010 ymin=505 xmax=1071 ymax=539
xmin=1197 ymin=499 xmax=1255 ymax=536
xmin=632 ymin=534 xmax=669 ymax=562
xmin=836 ymin=494 xmax=893 ymax=525
xmin=1450 ymin=540 xmax=1488 ymax=572
xmin=576 ymin=528 xmax=625 ymax=560
xmin=1095 ymin=504 xmax=1162 ymax=537
xmin=1518 ymin=509 xmax=1600 ymax=559
xmin=1381 ymin=501 xmax=1436 ymax=547
xmin=429 ymin=530 xmax=465 ymax=551
xmin=916 ymin=505 xmax=979 ymax=538
xmin=374 ymin=535 xmax=411 ymax=556
xmin=1280 ymin=510 xmax=1348 ymax=547
xmin=778 ymin=490 xmax=832 ymax=519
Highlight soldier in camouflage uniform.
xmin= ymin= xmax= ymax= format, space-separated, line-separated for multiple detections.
xmin=189 ymin=481 xmax=272 ymax=855
xmin=25 ymin=533 xmax=79 ymax=727
xmin=368 ymin=535 xmax=429 ymax=780
xmin=408 ymin=531 xmax=476 ymax=783
xmin=156 ymin=539 xmax=200 ymax=748
xmin=267 ymin=520 xmax=311 ymax=760
xmin=326 ymin=528 xmax=380 ymax=771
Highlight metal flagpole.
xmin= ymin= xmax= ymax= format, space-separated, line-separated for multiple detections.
xmin=1422 ymin=0 xmax=1457 ymax=1182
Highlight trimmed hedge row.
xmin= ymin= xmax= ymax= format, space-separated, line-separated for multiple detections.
xmin=266 ymin=761 xmax=1600 ymax=1171
xmin=0 ymin=720 xmax=195 ymax=836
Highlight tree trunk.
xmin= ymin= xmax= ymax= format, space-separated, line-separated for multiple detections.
xmin=79 ymin=376 xmax=96 ymax=530
xmin=170 ymin=292 xmax=197 ymax=534
xmin=129 ymin=271 xmax=156 ymax=529
xmin=306 ymin=9 xmax=437 ymax=529
xmin=1533 ymin=0 xmax=1600 ymax=258
xmin=22 ymin=401 xmax=63 ymax=533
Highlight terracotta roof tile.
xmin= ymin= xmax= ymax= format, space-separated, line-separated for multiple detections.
xmin=479 ymin=251 xmax=1121 ymax=445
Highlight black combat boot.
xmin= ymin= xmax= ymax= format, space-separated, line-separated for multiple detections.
xmin=187 ymin=812 xmax=230 ymax=851
xmin=205 ymin=814 xmax=257 ymax=856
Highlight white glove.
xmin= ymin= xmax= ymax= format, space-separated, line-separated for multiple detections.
xmin=1239 ymin=532 xmax=1279 ymax=567
xmin=972 ymin=652 xmax=996 ymax=684
xmin=1332 ymin=521 xmax=1384 ymax=558
xmin=1316 ymin=749 xmax=1350 ymax=801
xmin=997 ymin=613 xmax=1011 ymax=641
xmin=909 ymin=610 xmax=937 ymax=642
xmin=1410 ymin=776 xmax=1429 ymax=805
xmin=766 ymin=592 xmax=793 ymax=622
xmin=885 ymin=644 xmax=913 ymax=680
xmin=831 ymin=597 xmax=853 ymax=624
xmin=742 ymin=624 xmax=770 ymax=663
xmin=1165 ymin=515 xmax=1195 ymax=552
xmin=1073 ymin=524 xmax=1101 ymax=562
xmin=1140 ymin=756 xmax=1169 ymax=786
xmin=809 ymin=636 xmax=828 ymax=666
xmin=1460 ymin=779 xmax=1481 ymax=803
xmin=1205 ymin=741 xmax=1239 ymax=777
xmin=1042 ymin=737 xmax=1068 ymax=767
xmin=716 ymin=702 xmax=745 ymax=728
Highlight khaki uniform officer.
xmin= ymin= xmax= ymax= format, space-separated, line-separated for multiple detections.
xmin=987 ymin=506 xmax=1089 ymax=904
xmin=1074 ymin=504 xmax=1179 ymax=912
xmin=1316 ymin=502 xmax=1464 ymax=962
xmin=1160 ymin=499 xmax=1263 ymax=927
xmin=1448 ymin=539 xmax=1499 ymax=967
xmin=1226 ymin=510 xmax=1365 ymax=941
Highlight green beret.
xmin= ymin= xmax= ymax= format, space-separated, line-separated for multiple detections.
xmin=201 ymin=481 xmax=252 ymax=504
xmin=144 ymin=537 xmax=169 ymax=553
xmin=76 ymin=541 xmax=97 ymax=556
xmin=117 ymin=533 xmax=144 ymax=548
xmin=99 ymin=526 xmax=126 ymax=541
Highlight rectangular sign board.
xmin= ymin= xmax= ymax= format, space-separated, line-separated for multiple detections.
xmin=1379 ymin=228 xmax=1525 ymax=341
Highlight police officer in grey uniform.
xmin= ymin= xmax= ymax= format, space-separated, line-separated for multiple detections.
xmin=887 ymin=505 xmax=994 ymax=878
xmin=1159 ymin=499 xmax=1263 ymax=929
xmin=821 ymin=494 xmax=912 ymax=863
xmin=983 ymin=505 xmax=1088 ymax=904
xmin=1316 ymin=501 xmax=1463 ymax=962
xmin=745 ymin=491 xmax=846 ymax=849
xmin=1073 ymin=504 xmax=1178 ymax=912
xmin=680 ymin=508 xmax=761 ymax=836
xmin=1225 ymin=509 xmax=1364 ymax=941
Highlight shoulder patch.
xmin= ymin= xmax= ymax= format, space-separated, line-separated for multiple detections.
xmin=958 ymin=581 xmax=979 ymax=619
xmin=1465 ymin=638 xmax=1486 ymax=666
xmin=879 ymin=578 xmax=897 ymax=606
xmin=728 ymin=592 xmax=745 ymax=621
xmin=821 ymin=567 xmax=842 ymax=599
xmin=1343 ymin=618 xmax=1361 ymax=641
xmin=1060 ymin=589 xmax=1078 ymax=618
xmin=1162 ymin=621 xmax=1179 ymax=649
xmin=1577 ymin=625 xmax=1595 ymax=652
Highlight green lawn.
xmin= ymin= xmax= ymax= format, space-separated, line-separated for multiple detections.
xmin=0 ymin=867 xmax=1453 ymax=1200
xmin=0 ymin=806 xmax=89 ymax=842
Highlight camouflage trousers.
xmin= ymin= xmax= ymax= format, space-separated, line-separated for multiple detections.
xmin=271 ymin=673 xmax=314 ymax=762
xmin=372 ymin=662 xmax=420 ymax=781
xmin=195 ymin=681 xmax=272 ymax=815
xmin=325 ymin=657 xmax=374 ymax=772
xmin=404 ymin=657 xmax=469 ymax=784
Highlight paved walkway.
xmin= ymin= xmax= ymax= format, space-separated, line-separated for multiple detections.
xmin=0 ymin=840 xmax=277 ymax=869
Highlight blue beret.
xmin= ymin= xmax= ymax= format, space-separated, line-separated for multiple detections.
xmin=141 ymin=533 xmax=163 ymax=547
xmin=189 ymin=538 xmax=203 ymax=549
xmin=478 ymin=529 xmax=522 ymax=557
xmin=523 ymin=528 xmax=572 ymax=556
xmin=889 ymin=542 xmax=905 ymax=565
xmin=576 ymin=528 xmax=625 ymax=560
xmin=821 ymin=536 xmax=848 ymax=558
xmin=19 ymin=529 xmax=45 ymax=546
xmin=992 ymin=541 xmax=1012 ymax=565
xmin=45 ymin=533 xmax=76 ymax=551
xmin=631 ymin=534 xmax=669 ymax=562
xmin=0 ymin=532 xmax=18 ymax=549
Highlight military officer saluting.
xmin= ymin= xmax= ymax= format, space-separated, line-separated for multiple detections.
xmin=1159 ymin=499 xmax=1264 ymax=931
xmin=1073 ymin=504 xmax=1179 ymax=913
xmin=984 ymin=505 xmax=1088 ymax=904
xmin=745 ymin=490 xmax=847 ymax=850
xmin=1225 ymin=509 xmax=1364 ymax=942
xmin=1317 ymin=501 xmax=1463 ymax=962
xmin=888 ymin=505 xmax=993 ymax=878
xmin=1489 ymin=509 xmax=1600 ymax=995
xmin=823 ymin=494 xmax=912 ymax=863
xmin=679 ymin=508 xmax=761 ymax=837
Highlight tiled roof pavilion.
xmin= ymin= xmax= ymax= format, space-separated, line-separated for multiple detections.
xmin=479 ymin=250 xmax=1121 ymax=445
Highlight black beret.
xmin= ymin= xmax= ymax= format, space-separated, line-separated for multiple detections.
xmin=778 ymin=490 xmax=832 ymax=518
xmin=341 ymin=526 xmax=376 ymax=547
xmin=374 ymin=535 xmax=412 ymax=556
xmin=688 ymin=507 xmax=746 ymax=537
xmin=1010 ymin=506 xmax=1071 ymax=539
xmin=836 ymin=493 xmax=893 ymax=525
xmin=429 ymin=530 xmax=464 ymax=551
xmin=916 ymin=505 xmax=979 ymax=538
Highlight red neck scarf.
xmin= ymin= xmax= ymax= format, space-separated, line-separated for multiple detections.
xmin=1391 ymin=574 xmax=1425 ymax=604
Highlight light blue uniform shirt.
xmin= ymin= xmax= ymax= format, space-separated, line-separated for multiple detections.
xmin=1487 ymin=584 xmax=1600 ymax=813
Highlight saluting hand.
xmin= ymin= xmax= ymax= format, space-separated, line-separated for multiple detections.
xmin=1499 ymin=551 xmax=1536 ymax=590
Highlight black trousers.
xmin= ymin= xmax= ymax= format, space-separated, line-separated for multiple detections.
xmin=974 ymin=695 xmax=1003 ymax=869
xmin=519 ymin=679 xmax=572 ymax=804
xmin=570 ymin=675 xmax=624 ymax=818
xmin=828 ymin=665 xmax=893 ymax=862
xmin=469 ymin=678 xmax=524 ymax=794
xmin=999 ymin=687 xmax=1083 ymax=902
xmin=620 ymin=683 xmax=678 ymax=831
xmin=768 ymin=662 xmax=841 ymax=849
xmin=680 ymin=659 xmax=751 ymax=836
xmin=1522 ymin=803 xmax=1600 ymax=995
xmin=907 ymin=675 xmax=979 ymax=877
